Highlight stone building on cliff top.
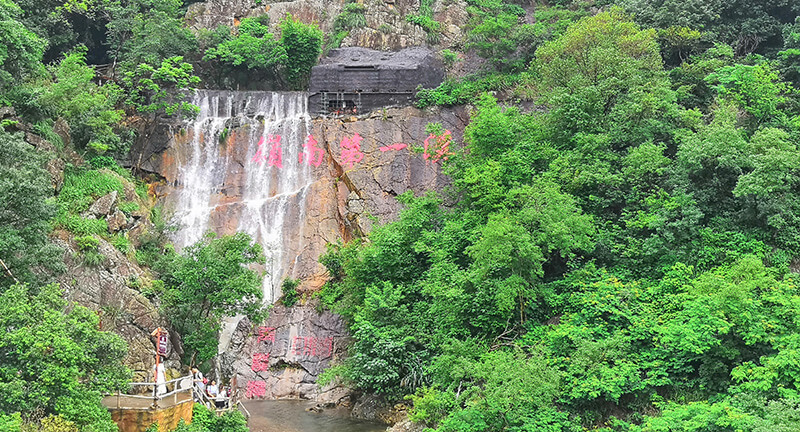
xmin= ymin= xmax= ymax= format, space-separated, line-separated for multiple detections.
xmin=308 ymin=46 xmax=444 ymax=115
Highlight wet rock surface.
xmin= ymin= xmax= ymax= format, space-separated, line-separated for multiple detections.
xmin=134 ymin=102 xmax=467 ymax=293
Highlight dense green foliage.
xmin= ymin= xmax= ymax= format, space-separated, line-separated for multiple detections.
xmin=160 ymin=232 xmax=267 ymax=363
xmin=0 ymin=131 xmax=62 ymax=288
xmin=203 ymin=16 xmax=287 ymax=77
xmin=0 ymin=284 xmax=129 ymax=431
xmin=0 ymin=0 xmax=44 ymax=98
xmin=322 ymin=5 xmax=800 ymax=431
xmin=281 ymin=278 xmax=300 ymax=307
xmin=279 ymin=15 xmax=323 ymax=90
xmin=201 ymin=14 xmax=322 ymax=89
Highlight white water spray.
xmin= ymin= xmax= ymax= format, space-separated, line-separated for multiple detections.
xmin=173 ymin=90 xmax=313 ymax=307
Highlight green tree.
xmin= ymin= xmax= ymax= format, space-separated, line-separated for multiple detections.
xmin=0 ymin=0 xmax=44 ymax=98
xmin=533 ymin=7 xmax=675 ymax=147
xmin=620 ymin=0 xmax=799 ymax=57
xmin=62 ymin=0 xmax=197 ymax=73
xmin=669 ymin=43 xmax=735 ymax=110
xmin=0 ymin=131 xmax=62 ymax=289
xmin=122 ymin=55 xmax=200 ymax=117
xmin=162 ymin=232 xmax=266 ymax=363
xmin=779 ymin=17 xmax=800 ymax=84
xmin=203 ymin=16 xmax=286 ymax=77
xmin=35 ymin=47 xmax=126 ymax=154
xmin=706 ymin=61 xmax=792 ymax=126
xmin=14 ymin=0 xmax=105 ymax=64
xmin=279 ymin=15 xmax=322 ymax=90
xmin=0 ymin=283 xmax=129 ymax=431
xmin=168 ymin=404 xmax=248 ymax=432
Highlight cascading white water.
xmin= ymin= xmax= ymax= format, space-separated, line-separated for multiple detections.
xmin=173 ymin=90 xmax=313 ymax=306
xmin=173 ymin=92 xmax=232 ymax=248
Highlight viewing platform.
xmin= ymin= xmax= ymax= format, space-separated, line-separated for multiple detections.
xmin=101 ymin=375 xmax=251 ymax=432
xmin=101 ymin=376 xmax=194 ymax=432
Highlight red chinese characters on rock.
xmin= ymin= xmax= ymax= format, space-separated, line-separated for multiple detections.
xmin=245 ymin=380 xmax=267 ymax=398
xmin=340 ymin=133 xmax=364 ymax=168
xmin=251 ymin=352 xmax=270 ymax=372
xmin=423 ymin=130 xmax=453 ymax=164
xmin=246 ymin=128 xmax=454 ymax=168
xmin=251 ymin=135 xmax=283 ymax=168
xmin=257 ymin=326 xmax=276 ymax=344
xmin=379 ymin=143 xmax=408 ymax=152
xmin=291 ymin=336 xmax=334 ymax=358
xmin=299 ymin=135 xmax=325 ymax=167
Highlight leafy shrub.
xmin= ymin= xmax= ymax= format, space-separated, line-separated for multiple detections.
xmin=415 ymin=73 xmax=523 ymax=107
xmin=36 ymin=47 xmax=127 ymax=154
xmin=122 ymin=56 xmax=200 ymax=117
xmin=140 ymin=279 xmax=165 ymax=299
xmin=88 ymin=156 xmax=117 ymax=169
xmin=324 ymin=30 xmax=349 ymax=53
xmin=281 ymin=278 xmax=300 ymax=306
xmin=118 ymin=201 xmax=140 ymax=215
xmin=0 ymin=284 xmax=129 ymax=429
xmin=32 ymin=121 xmax=64 ymax=149
xmin=59 ymin=168 xmax=124 ymax=211
xmin=170 ymin=404 xmax=247 ymax=432
xmin=440 ymin=49 xmax=459 ymax=68
xmin=161 ymin=233 xmax=266 ymax=362
xmin=53 ymin=211 xmax=108 ymax=236
xmin=0 ymin=130 xmax=62 ymax=288
xmin=74 ymin=235 xmax=105 ymax=266
xmin=203 ymin=16 xmax=287 ymax=74
xmin=279 ymin=15 xmax=323 ymax=90
xmin=111 ymin=234 xmax=130 ymax=254
xmin=334 ymin=2 xmax=367 ymax=32
xmin=74 ymin=235 xmax=99 ymax=252
xmin=406 ymin=14 xmax=440 ymax=34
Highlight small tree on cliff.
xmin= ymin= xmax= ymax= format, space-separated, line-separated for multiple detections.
xmin=162 ymin=232 xmax=267 ymax=363
xmin=279 ymin=14 xmax=323 ymax=90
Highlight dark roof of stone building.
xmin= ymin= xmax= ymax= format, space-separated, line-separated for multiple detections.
xmin=317 ymin=46 xmax=441 ymax=70
xmin=309 ymin=46 xmax=445 ymax=95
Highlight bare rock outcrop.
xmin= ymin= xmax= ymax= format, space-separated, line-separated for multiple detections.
xmin=55 ymin=236 xmax=178 ymax=381
xmin=185 ymin=0 xmax=469 ymax=51
xmin=131 ymin=92 xmax=469 ymax=404
xmin=220 ymin=302 xmax=350 ymax=402
xmin=86 ymin=190 xmax=118 ymax=218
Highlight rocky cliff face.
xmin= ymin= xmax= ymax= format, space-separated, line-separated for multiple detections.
xmin=185 ymin=0 xmax=469 ymax=51
xmin=132 ymin=91 xmax=468 ymax=401
xmin=219 ymin=302 xmax=350 ymax=402
xmin=134 ymin=93 xmax=467 ymax=297
xmin=54 ymin=232 xmax=189 ymax=384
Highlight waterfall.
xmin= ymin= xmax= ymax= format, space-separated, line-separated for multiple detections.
xmin=173 ymin=90 xmax=313 ymax=306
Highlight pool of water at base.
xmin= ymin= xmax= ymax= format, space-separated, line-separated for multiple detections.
xmin=243 ymin=400 xmax=387 ymax=432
